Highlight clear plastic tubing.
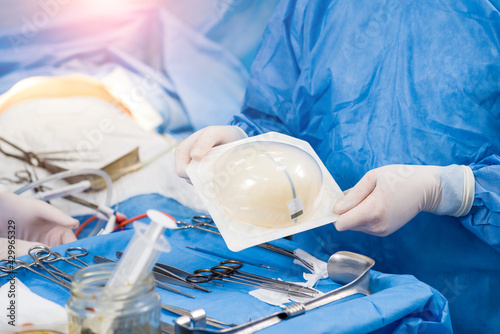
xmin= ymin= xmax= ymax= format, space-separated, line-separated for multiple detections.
xmin=14 ymin=168 xmax=113 ymax=236
xmin=14 ymin=168 xmax=113 ymax=207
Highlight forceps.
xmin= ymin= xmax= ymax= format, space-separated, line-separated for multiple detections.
xmin=186 ymin=260 xmax=319 ymax=298
xmin=176 ymin=215 xmax=220 ymax=235
xmin=0 ymin=259 xmax=71 ymax=289
xmin=0 ymin=169 xmax=33 ymax=184
xmin=28 ymin=246 xmax=75 ymax=283
xmin=0 ymin=137 xmax=72 ymax=172
xmin=29 ymin=246 xmax=89 ymax=268
xmin=27 ymin=246 xmax=90 ymax=285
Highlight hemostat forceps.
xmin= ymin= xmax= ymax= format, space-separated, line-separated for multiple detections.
xmin=42 ymin=246 xmax=90 ymax=269
xmin=29 ymin=245 xmax=91 ymax=284
xmin=28 ymin=246 xmax=78 ymax=283
xmin=176 ymin=215 xmax=220 ymax=235
xmin=1 ymin=259 xmax=71 ymax=289
xmin=29 ymin=245 xmax=89 ymax=269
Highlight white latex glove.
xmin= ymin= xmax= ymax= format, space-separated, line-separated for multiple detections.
xmin=0 ymin=238 xmax=47 ymax=259
xmin=333 ymin=164 xmax=474 ymax=236
xmin=175 ymin=125 xmax=248 ymax=180
xmin=0 ymin=191 xmax=79 ymax=256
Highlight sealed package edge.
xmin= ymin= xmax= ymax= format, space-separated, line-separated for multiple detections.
xmin=186 ymin=132 xmax=344 ymax=252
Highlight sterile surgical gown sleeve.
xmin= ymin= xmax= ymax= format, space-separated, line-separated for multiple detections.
xmin=462 ymin=155 xmax=500 ymax=250
xmin=231 ymin=0 xmax=500 ymax=252
xmin=231 ymin=0 xmax=500 ymax=332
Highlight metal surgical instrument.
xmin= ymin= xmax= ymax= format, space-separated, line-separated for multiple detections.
xmin=162 ymin=304 xmax=235 ymax=329
xmin=93 ymin=255 xmax=195 ymax=299
xmin=1 ymin=259 xmax=71 ymax=289
xmin=116 ymin=251 xmax=213 ymax=292
xmin=185 ymin=245 xmax=279 ymax=271
xmin=29 ymin=245 xmax=89 ymax=269
xmin=64 ymin=247 xmax=90 ymax=267
xmin=175 ymin=251 xmax=375 ymax=334
xmin=0 ymin=136 xmax=76 ymax=173
xmin=177 ymin=215 xmax=315 ymax=272
xmin=186 ymin=260 xmax=319 ymax=298
xmin=0 ymin=246 xmax=92 ymax=290
xmin=176 ymin=215 xmax=221 ymax=235
xmin=28 ymin=247 xmax=74 ymax=283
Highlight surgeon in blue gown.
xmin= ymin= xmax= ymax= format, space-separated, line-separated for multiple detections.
xmin=175 ymin=0 xmax=500 ymax=332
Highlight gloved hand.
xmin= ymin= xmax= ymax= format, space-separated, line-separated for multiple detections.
xmin=333 ymin=164 xmax=474 ymax=236
xmin=175 ymin=125 xmax=248 ymax=180
xmin=0 ymin=191 xmax=79 ymax=256
xmin=0 ymin=238 xmax=48 ymax=259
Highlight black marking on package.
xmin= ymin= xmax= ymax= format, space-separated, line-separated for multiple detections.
xmin=287 ymin=196 xmax=304 ymax=221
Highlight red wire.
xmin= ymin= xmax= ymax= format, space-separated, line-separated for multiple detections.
xmin=114 ymin=213 xmax=148 ymax=231
xmin=75 ymin=212 xmax=176 ymax=237
xmin=74 ymin=215 xmax=98 ymax=237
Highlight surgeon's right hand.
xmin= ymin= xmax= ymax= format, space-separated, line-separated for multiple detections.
xmin=175 ymin=125 xmax=248 ymax=180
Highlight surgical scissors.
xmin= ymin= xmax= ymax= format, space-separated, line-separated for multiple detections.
xmin=186 ymin=260 xmax=319 ymax=298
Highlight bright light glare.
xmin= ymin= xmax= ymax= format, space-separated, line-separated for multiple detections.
xmin=75 ymin=0 xmax=161 ymax=12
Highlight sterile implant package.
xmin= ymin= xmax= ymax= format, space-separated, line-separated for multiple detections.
xmin=187 ymin=132 xmax=344 ymax=251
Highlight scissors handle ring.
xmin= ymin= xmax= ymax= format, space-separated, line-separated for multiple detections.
xmin=186 ymin=274 xmax=210 ymax=283
xmin=66 ymin=247 xmax=88 ymax=257
xmin=219 ymin=260 xmax=242 ymax=270
xmin=186 ymin=268 xmax=217 ymax=283
xmin=211 ymin=265 xmax=237 ymax=276
xmin=0 ymin=260 xmax=18 ymax=272
xmin=28 ymin=245 xmax=54 ymax=262
xmin=193 ymin=268 xmax=216 ymax=276
xmin=2 ymin=259 xmax=28 ymax=272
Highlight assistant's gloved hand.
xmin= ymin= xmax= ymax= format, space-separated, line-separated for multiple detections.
xmin=175 ymin=125 xmax=248 ymax=180
xmin=333 ymin=164 xmax=474 ymax=236
xmin=0 ymin=191 xmax=79 ymax=256
xmin=0 ymin=238 xmax=48 ymax=259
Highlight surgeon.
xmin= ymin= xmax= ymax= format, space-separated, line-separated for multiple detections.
xmin=0 ymin=191 xmax=78 ymax=258
xmin=175 ymin=0 xmax=500 ymax=332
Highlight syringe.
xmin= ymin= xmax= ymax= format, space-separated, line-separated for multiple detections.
xmin=105 ymin=209 xmax=177 ymax=293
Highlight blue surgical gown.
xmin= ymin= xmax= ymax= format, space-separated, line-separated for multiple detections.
xmin=230 ymin=0 xmax=500 ymax=332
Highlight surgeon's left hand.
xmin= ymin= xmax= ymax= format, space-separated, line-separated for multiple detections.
xmin=332 ymin=164 xmax=473 ymax=236
xmin=0 ymin=191 xmax=79 ymax=252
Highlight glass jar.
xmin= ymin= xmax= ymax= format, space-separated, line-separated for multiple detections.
xmin=66 ymin=263 xmax=161 ymax=334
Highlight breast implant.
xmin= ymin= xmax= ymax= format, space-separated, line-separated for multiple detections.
xmin=212 ymin=141 xmax=324 ymax=228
